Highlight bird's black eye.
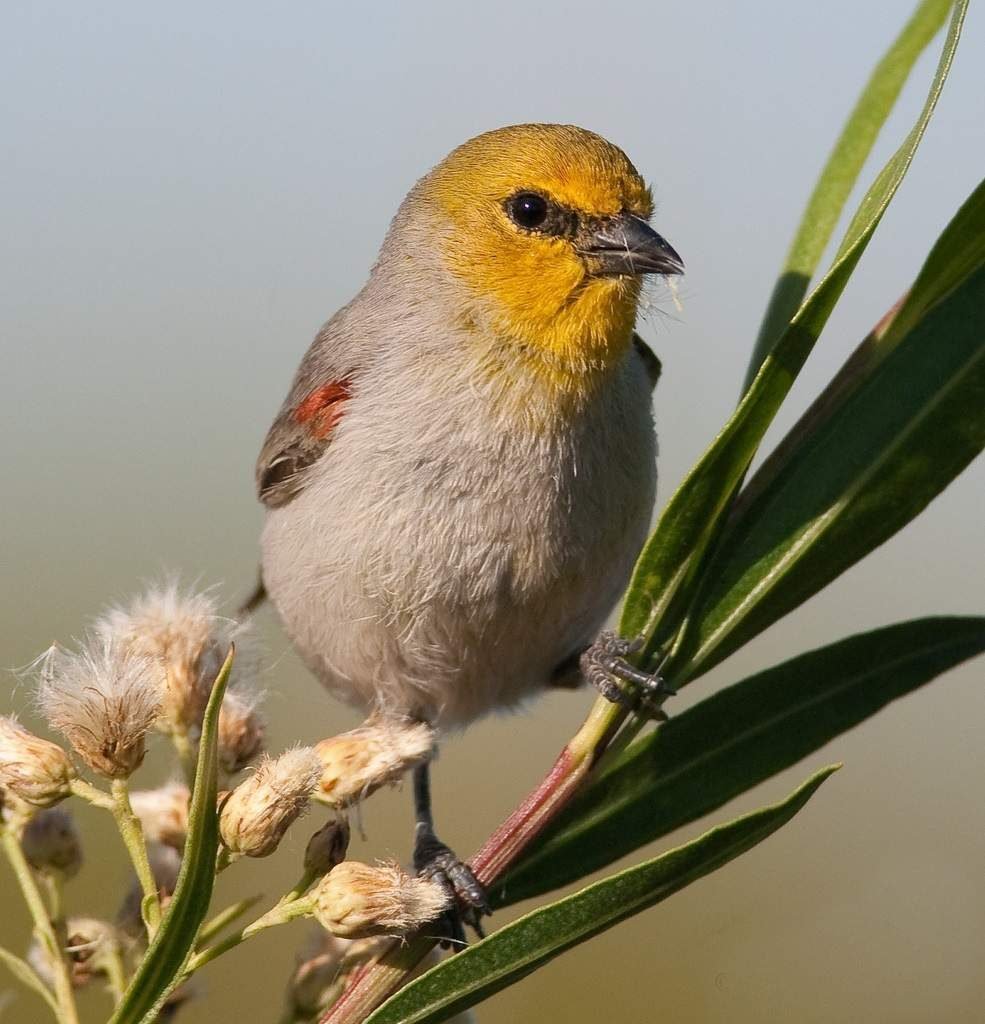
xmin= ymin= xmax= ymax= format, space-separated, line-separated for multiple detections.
xmin=506 ymin=192 xmax=549 ymax=230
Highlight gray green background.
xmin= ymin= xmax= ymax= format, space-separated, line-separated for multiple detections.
xmin=2 ymin=2 xmax=983 ymax=1021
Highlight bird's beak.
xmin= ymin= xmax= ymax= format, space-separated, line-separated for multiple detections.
xmin=579 ymin=213 xmax=684 ymax=278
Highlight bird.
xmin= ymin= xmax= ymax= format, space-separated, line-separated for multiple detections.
xmin=252 ymin=123 xmax=682 ymax=938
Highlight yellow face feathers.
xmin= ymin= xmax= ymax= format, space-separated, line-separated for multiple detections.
xmin=413 ymin=124 xmax=667 ymax=393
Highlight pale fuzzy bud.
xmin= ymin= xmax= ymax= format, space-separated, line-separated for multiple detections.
xmin=21 ymin=807 xmax=83 ymax=878
xmin=217 ymin=689 xmax=266 ymax=774
xmin=118 ymin=842 xmax=182 ymax=938
xmin=219 ymin=748 xmax=322 ymax=857
xmin=130 ymin=782 xmax=190 ymax=850
xmin=311 ymin=861 xmax=451 ymax=939
xmin=37 ymin=639 xmax=163 ymax=778
xmin=95 ymin=580 xmax=260 ymax=737
xmin=0 ymin=716 xmax=74 ymax=807
xmin=304 ymin=818 xmax=350 ymax=877
xmin=314 ymin=720 xmax=435 ymax=808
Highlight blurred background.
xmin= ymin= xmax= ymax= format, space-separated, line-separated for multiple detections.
xmin=2 ymin=1 xmax=983 ymax=1021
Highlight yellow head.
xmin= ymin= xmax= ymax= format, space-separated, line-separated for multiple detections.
xmin=414 ymin=124 xmax=682 ymax=389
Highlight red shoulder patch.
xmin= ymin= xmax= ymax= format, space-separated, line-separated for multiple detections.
xmin=294 ymin=380 xmax=353 ymax=440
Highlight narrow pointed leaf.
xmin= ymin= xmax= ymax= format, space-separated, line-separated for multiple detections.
xmin=109 ymin=648 xmax=233 ymax=1024
xmin=366 ymin=767 xmax=837 ymax=1024
xmin=745 ymin=0 xmax=952 ymax=388
xmin=619 ymin=1 xmax=966 ymax=666
xmin=499 ymin=617 xmax=985 ymax=905
xmin=672 ymin=187 xmax=985 ymax=682
xmin=0 ymin=946 xmax=59 ymax=1013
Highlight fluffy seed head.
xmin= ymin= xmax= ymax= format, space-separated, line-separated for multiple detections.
xmin=217 ymin=688 xmax=266 ymax=774
xmin=219 ymin=747 xmax=322 ymax=857
xmin=0 ymin=716 xmax=75 ymax=807
xmin=304 ymin=818 xmax=351 ymax=877
xmin=314 ymin=720 xmax=434 ymax=809
xmin=412 ymin=124 xmax=656 ymax=379
xmin=21 ymin=807 xmax=83 ymax=878
xmin=130 ymin=782 xmax=190 ymax=850
xmin=37 ymin=640 xmax=163 ymax=778
xmin=95 ymin=580 xmax=260 ymax=737
xmin=311 ymin=861 xmax=451 ymax=939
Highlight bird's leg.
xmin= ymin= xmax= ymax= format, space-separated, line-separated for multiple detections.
xmin=412 ymin=760 xmax=490 ymax=948
xmin=580 ymin=630 xmax=677 ymax=720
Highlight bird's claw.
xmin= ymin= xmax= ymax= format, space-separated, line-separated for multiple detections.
xmin=414 ymin=833 xmax=489 ymax=949
xmin=580 ymin=630 xmax=675 ymax=720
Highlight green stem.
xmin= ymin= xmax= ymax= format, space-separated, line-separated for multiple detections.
xmin=101 ymin=943 xmax=128 ymax=1007
xmin=0 ymin=827 xmax=80 ymax=1024
xmin=195 ymin=894 xmax=265 ymax=949
xmin=281 ymin=867 xmax=318 ymax=905
xmin=170 ymin=729 xmax=198 ymax=789
xmin=186 ymin=897 xmax=312 ymax=974
xmin=108 ymin=779 xmax=162 ymax=936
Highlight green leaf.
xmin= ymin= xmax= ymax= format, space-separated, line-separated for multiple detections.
xmin=672 ymin=187 xmax=985 ymax=682
xmin=745 ymin=0 xmax=954 ymax=389
xmin=499 ymin=617 xmax=985 ymax=905
xmin=109 ymin=648 xmax=234 ymax=1024
xmin=366 ymin=767 xmax=838 ymax=1024
xmin=619 ymin=1 xmax=967 ymax=666
xmin=0 ymin=945 xmax=59 ymax=1013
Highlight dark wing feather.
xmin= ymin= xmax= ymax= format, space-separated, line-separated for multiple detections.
xmin=632 ymin=332 xmax=662 ymax=391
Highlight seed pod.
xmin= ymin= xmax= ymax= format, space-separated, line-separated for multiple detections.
xmin=0 ymin=716 xmax=74 ymax=807
xmin=21 ymin=807 xmax=83 ymax=878
xmin=37 ymin=640 xmax=163 ymax=779
xmin=311 ymin=861 xmax=451 ymax=939
xmin=303 ymin=818 xmax=350 ymax=877
xmin=219 ymin=748 xmax=322 ymax=857
xmin=314 ymin=720 xmax=434 ymax=808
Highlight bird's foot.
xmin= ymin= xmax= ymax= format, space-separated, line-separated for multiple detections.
xmin=414 ymin=830 xmax=490 ymax=950
xmin=580 ymin=630 xmax=676 ymax=720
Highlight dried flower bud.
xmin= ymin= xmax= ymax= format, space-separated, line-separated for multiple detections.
xmin=314 ymin=719 xmax=434 ymax=808
xmin=219 ymin=748 xmax=322 ymax=858
xmin=311 ymin=861 xmax=451 ymax=939
xmin=118 ymin=842 xmax=182 ymax=938
xmin=218 ymin=689 xmax=266 ymax=774
xmin=286 ymin=932 xmax=390 ymax=1020
xmin=304 ymin=818 xmax=350 ymax=877
xmin=31 ymin=918 xmax=122 ymax=988
xmin=21 ymin=807 xmax=83 ymax=878
xmin=0 ymin=716 xmax=74 ymax=807
xmin=37 ymin=640 xmax=163 ymax=778
xmin=130 ymin=782 xmax=190 ymax=850
xmin=96 ymin=581 xmax=260 ymax=738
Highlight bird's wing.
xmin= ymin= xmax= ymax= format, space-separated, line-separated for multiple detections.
xmin=256 ymin=329 xmax=360 ymax=509
xmin=632 ymin=332 xmax=662 ymax=391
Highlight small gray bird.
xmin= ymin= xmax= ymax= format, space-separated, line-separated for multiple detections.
xmin=253 ymin=124 xmax=682 ymax=935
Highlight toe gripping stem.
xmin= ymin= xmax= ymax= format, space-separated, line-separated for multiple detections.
xmin=413 ymin=762 xmax=490 ymax=949
xmin=580 ymin=630 xmax=677 ymax=720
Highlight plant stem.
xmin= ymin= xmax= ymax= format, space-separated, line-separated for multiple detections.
xmin=320 ymin=693 xmax=631 ymax=1024
xmin=171 ymin=729 xmax=198 ymax=788
xmin=101 ymin=943 xmax=129 ymax=1006
xmin=108 ymin=778 xmax=162 ymax=936
xmin=195 ymin=894 xmax=265 ymax=949
xmin=0 ymin=827 xmax=80 ymax=1024
xmin=185 ymin=896 xmax=312 ymax=974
